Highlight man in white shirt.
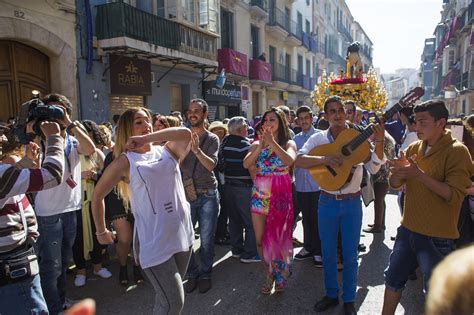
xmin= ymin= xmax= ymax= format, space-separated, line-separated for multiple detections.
xmin=34 ymin=94 xmax=96 ymax=314
xmin=296 ymin=96 xmax=386 ymax=315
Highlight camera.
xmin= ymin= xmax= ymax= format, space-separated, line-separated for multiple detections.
xmin=13 ymin=91 xmax=65 ymax=144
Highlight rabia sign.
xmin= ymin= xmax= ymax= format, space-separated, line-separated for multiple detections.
xmin=110 ymin=54 xmax=151 ymax=95
xmin=203 ymin=81 xmax=241 ymax=103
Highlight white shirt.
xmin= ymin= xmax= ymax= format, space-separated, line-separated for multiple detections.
xmin=35 ymin=135 xmax=82 ymax=216
xmin=126 ymin=146 xmax=194 ymax=269
xmin=400 ymin=130 xmax=418 ymax=152
xmin=298 ymin=128 xmax=386 ymax=194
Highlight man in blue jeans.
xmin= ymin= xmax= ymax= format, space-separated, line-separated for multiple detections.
xmin=297 ymin=96 xmax=386 ymax=315
xmin=382 ymin=100 xmax=473 ymax=314
xmin=218 ymin=116 xmax=259 ymax=263
xmin=182 ymin=99 xmax=220 ymax=294
xmin=34 ymin=94 xmax=96 ymax=314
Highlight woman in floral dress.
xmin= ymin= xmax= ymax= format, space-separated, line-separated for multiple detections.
xmin=243 ymin=108 xmax=297 ymax=294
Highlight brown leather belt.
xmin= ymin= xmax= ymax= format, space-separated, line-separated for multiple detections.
xmin=321 ymin=190 xmax=361 ymax=201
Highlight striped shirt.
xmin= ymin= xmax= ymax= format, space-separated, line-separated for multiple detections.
xmin=218 ymin=134 xmax=252 ymax=184
xmin=0 ymin=135 xmax=64 ymax=253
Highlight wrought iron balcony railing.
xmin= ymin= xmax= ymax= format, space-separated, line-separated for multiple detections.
xmin=95 ymin=2 xmax=217 ymax=60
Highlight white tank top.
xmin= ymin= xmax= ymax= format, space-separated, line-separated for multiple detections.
xmin=126 ymin=145 xmax=194 ymax=268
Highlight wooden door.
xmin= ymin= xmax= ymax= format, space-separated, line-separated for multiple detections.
xmin=0 ymin=40 xmax=50 ymax=123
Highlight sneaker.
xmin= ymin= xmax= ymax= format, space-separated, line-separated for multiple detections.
xmin=231 ymin=253 xmax=241 ymax=259
xmin=313 ymin=255 xmax=323 ymax=268
xmin=295 ymin=248 xmax=312 ymax=260
xmin=74 ymin=274 xmax=86 ymax=287
xmin=94 ymin=268 xmax=112 ymax=279
xmin=240 ymin=255 xmax=261 ymax=263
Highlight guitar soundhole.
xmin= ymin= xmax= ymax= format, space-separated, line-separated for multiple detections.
xmin=326 ymin=165 xmax=337 ymax=176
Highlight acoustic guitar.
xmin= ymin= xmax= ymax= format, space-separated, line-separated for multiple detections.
xmin=308 ymin=87 xmax=425 ymax=191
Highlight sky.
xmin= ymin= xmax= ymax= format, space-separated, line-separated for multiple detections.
xmin=345 ymin=0 xmax=443 ymax=74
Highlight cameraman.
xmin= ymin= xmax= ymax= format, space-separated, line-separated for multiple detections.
xmin=33 ymin=94 xmax=96 ymax=314
xmin=0 ymin=121 xmax=65 ymax=315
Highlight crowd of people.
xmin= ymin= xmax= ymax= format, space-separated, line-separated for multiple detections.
xmin=0 ymin=93 xmax=473 ymax=315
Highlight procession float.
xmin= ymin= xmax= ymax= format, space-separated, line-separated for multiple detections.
xmin=311 ymin=42 xmax=387 ymax=112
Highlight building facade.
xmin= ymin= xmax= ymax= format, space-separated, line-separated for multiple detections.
xmin=428 ymin=0 xmax=473 ymax=116
xmin=0 ymin=0 xmax=376 ymax=123
xmin=0 ymin=0 xmax=77 ymax=122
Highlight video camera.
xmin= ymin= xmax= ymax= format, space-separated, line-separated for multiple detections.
xmin=13 ymin=91 xmax=65 ymax=144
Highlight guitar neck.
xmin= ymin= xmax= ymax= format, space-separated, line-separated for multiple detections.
xmin=348 ymin=102 xmax=403 ymax=150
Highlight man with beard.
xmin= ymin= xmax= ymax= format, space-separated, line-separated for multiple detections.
xmin=181 ymin=99 xmax=220 ymax=294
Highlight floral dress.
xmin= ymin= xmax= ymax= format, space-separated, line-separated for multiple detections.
xmin=251 ymin=146 xmax=294 ymax=287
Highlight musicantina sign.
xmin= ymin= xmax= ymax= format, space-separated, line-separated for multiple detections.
xmin=110 ymin=54 xmax=151 ymax=95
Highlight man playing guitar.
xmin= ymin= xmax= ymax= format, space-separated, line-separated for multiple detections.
xmin=295 ymin=95 xmax=386 ymax=315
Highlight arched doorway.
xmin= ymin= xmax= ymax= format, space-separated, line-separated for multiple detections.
xmin=0 ymin=40 xmax=51 ymax=122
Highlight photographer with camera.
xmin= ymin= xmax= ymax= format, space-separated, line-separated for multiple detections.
xmin=0 ymin=121 xmax=65 ymax=315
xmin=32 ymin=93 xmax=96 ymax=314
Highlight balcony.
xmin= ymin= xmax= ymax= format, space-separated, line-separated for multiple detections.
xmin=266 ymin=8 xmax=289 ymax=38
xmin=299 ymin=74 xmax=311 ymax=91
xmin=270 ymin=62 xmax=290 ymax=89
xmin=309 ymin=37 xmax=318 ymax=54
xmin=286 ymin=20 xmax=302 ymax=46
xmin=250 ymin=0 xmax=268 ymax=18
xmin=337 ymin=23 xmax=353 ymax=42
xmin=302 ymin=32 xmax=310 ymax=51
xmin=288 ymin=69 xmax=301 ymax=92
xmin=442 ymin=68 xmax=460 ymax=90
xmin=249 ymin=59 xmax=272 ymax=85
xmin=95 ymin=2 xmax=217 ymax=66
xmin=218 ymin=48 xmax=248 ymax=77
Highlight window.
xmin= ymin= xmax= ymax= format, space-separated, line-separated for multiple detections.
xmin=297 ymin=12 xmax=303 ymax=33
xmin=167 ymin=0 xmax=177 ymax=18
xmin=305 ymin=20 xmax=310 ymax=34
xmin=183 ymin=0 xmax=195 ymax=23
xmin=220 ymin=9 xmax=234 ymax=49
xmin=251 ymin=25 xmax=260 ymax=59
xmin=306 ymin=59 xmax=311 ymax=76
xmin=136 ymin=0 xmax=152 ymax=13
xmin=208 ymin=0 xmax=218 ymax=33
xmin=269 ymin=46 xmax=276 ymax=65
xmin=157 ymin=0 xmax=165 ymax=18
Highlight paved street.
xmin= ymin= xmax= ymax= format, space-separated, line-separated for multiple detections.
xmin=67 ymin=193 xmax=425 ymax=314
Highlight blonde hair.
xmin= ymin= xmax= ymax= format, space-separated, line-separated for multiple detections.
xmin=98 ymin=124 xmax=112 ymax=148
xmin=113 ymin=107 xmax=152 ymax=209
xmin=165 ymin=115 xmax=180 ymax=127
xmin=426 ymin=245 xmax=474 ymax=315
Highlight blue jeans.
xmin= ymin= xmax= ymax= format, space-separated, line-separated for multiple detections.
xmin=318 ymin=193 xmax=362 ymax=302
xmin=186 ymin=189 xmax=219 ymax=279
xmin=225 ymin=183 xmax=257 ymax=258
xmin=0 ymin=274 xmax=48 ymax=315
xmin=384 ymin=225 xmax=455 ymax=293
xmin=37 ymin=211 xmax=77 ymax=314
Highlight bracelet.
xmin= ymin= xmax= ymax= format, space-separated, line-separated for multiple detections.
xmin=95 ymin=229 xmax=108 ymax=236
xmin=66 ymin=121 xmax=79 ymax=134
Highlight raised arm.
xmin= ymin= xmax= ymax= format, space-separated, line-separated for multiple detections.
xmin=126 ymin=127 xmax=191 ymax=161
xmin=0 ymin=122 xmax=64 ymax=200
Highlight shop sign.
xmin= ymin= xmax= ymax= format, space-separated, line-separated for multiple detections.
xmin=204 ymin=81 xmax=241 ymax=103
xmin=110 ymin=54 xmax=151 ymax=95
